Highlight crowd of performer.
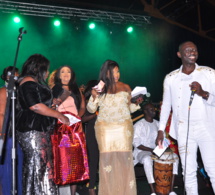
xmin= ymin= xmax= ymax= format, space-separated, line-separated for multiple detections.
xmin=0 ymin=41 xmax=215 ymax=195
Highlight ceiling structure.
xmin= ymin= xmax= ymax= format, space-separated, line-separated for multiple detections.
xmin=0 ymin=0 xmax=151 ymax=26
xmin=1 ymin=0 xmax=215 ymax=41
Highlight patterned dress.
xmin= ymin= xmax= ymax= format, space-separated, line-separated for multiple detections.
xmin=87 ymin=91 xmax=140 ymax=195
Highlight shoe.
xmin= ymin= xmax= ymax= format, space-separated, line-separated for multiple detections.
xmin=169 ymin=192 xmax=177 ymax=195
xmin=150 ymin=193 xmax=156 ymax=195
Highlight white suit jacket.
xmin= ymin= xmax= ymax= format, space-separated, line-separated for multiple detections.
xmin=159 ymin=64 xmax=215 ymax=140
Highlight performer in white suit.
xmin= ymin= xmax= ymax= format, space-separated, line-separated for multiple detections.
xmin=157 ymin=41 xmax=215 ymax=195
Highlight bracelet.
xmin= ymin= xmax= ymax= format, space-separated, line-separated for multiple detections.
xmin=202 ymin=91 xmax=209 ymax=100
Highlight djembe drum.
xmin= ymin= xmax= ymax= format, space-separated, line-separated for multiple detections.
xmin=153 ymin=151 xmax=176 ymax=195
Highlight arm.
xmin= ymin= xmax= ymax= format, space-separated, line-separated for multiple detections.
xmin=206 ymin=93 xmax=215 ymax=106
xmin=125 ymin=83 xmax=141 ymax=113
xmin=0 ymin=87 xmax=7 ymax=132
xmin=51 ymin=98 xmax=62 ymax=109
xmin=78 ymin=91 xmax=86 ymax=117
xmin=190 ymin=81 xmax=215 ymax=106
xmin=190 ymin=81 xmax=210 ymax=99
xmin=86 ymin=89 xmax=100 ymax=113
xmin=137 ymin=145 xmax=153 ymax=153
xmin=199 ymin=68 xmax=215 ymax=106
xmin=29 ymin=103 xmax=69 ymax=124
xmin=20 ymin=77 xmax=69 ymax=125
xmin=82 ymin=112 xmax=97 ymax=123
xmin=156 ymin=76 xmax=172 ymax=144
xmin=129 ymin=103 xmax=141 ymax=113
xmin=133 ymin=121 xmax=152 ymax=152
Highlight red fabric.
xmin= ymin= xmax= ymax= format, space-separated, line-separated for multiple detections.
xmin=51 ymin=112 xmax=89 ymax=185
xmin=159 ymin=103 xmax=179 ymax=155
xmin=164 ymin=112 xmax=179 ymax=155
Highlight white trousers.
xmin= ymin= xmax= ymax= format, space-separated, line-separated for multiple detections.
xmin=137 ymin=151 xmax=178 ymax=184
xmin=177 ymin=120 xmax=215 ymax=195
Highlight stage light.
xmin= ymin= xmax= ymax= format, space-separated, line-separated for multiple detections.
xmin=89 ymin=22 xmax=95 ymax=29
xmin=54 ymin=19 xmax=61 ymax=26
xmin=13 ymin=16 xmax=21 ymax=23
xmin=127 ymin=26 xmax=133 ymax=33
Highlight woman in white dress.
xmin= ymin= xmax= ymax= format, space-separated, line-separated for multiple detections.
xmin=87 ymin=60 xmax=141 ymax=195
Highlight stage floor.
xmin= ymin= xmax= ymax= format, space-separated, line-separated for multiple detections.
xmin=76 ymin=174 xmax=214 ymax=195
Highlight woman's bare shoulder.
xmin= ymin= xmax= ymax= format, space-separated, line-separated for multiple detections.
xmin=0 ymin=87 xmax=6 ymax=96
xmin=117 ymin=82 xmax=131 ymax=93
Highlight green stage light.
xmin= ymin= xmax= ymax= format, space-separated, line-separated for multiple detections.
xmin=127 ymin=26 xmax=133 ymax=33
xmin=89 ymin=22 xmax=95 ymax=29
xmin=54 ymin=20 xmax=61 ymax=26
xmin=13 ymin=16 xmax=21 ymax=23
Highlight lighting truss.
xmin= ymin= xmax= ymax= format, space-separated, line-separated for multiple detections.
xmin=0 ymin=0 xmax=151 ymax=26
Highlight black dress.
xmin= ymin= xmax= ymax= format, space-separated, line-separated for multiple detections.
xmin=84 ymin=111 xmax=99 ymax=189
xmin=16 ymin=81 xmax=58 ymax=195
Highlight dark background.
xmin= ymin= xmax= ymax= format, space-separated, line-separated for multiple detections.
xmin=1 ymin=0 xmax=215 ymax=103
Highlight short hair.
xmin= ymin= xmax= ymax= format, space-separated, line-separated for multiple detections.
xmin=1 ymin=66 xmax=19 ymax=81
xmin=178 ymin=41 xmax=197 ymax=52
xmin=141 ymin=103 xmax=154 ymax=112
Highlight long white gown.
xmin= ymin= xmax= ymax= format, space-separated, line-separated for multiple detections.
xmin=87 ymin=91 xmax=140 ymax=195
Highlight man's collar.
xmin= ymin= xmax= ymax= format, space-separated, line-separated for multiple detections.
xmin=179 ymin=63 xmax=198 ymax=74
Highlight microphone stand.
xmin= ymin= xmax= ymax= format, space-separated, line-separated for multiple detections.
xmin=183 ymin=91 xmax=195 ymax=195
xmin=0 ymin=27 xmax=27 ymax=195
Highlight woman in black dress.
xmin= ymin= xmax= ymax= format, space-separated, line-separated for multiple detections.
xmin=82 ymin=80 xmax=100 ymax=195
xmin=16 ymin=54 xmax=69 ymax=195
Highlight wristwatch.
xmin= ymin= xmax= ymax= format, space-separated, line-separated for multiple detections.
xmin=202 ymin=91 xmax=209 ymax=100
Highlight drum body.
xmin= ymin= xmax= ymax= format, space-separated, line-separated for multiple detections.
xmin=153 ymin=152 xmax=174 ymax=195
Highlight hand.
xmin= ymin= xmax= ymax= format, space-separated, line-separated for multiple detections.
xmin=190 ymin=81 xmax=207 ymax=97
xmin=135 ymin=96 xmax=144 ymax=105
xmin=58 ymin=115 xmax=70 ymax=126
xmin=53 ymin=98 xmax=62 ymax=106
xmin=91 ymin=88 xmax=100 ymax=99
xmin=156 ymin=130 xmax=164 ymax=146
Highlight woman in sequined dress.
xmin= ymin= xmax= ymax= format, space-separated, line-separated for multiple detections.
xmin=50 ymin=65 xmax=88 ymax=195
xmin=87 ymin=60 xmax=141 ymax=195
xmin=15 ymin=54 xmax=69 ymax=195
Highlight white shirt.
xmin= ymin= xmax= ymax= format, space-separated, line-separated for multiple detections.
xmin=159 ymin=64 xmax=215 ymax=139
xmin=133 ymin=118 xmax=159 ymax=165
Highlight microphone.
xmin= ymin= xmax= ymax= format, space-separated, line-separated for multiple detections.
xmin=18 ymin=27 xmax=27 ymax=41
xmin=189 ymin=90 xmax=195 ymax=106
